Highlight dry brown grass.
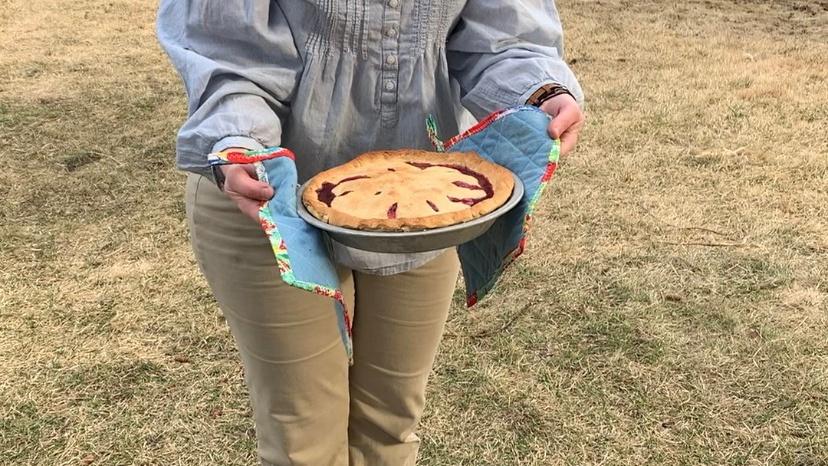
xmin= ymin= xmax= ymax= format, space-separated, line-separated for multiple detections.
xmin=2 ymin=0 xmax=827 ymax=464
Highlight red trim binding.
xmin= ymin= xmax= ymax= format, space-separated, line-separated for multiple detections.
xmin=333 ymin=290 xmax=353 ymax=338
xmin=225 ymin=148 xmax=296 ymax=164
xmin=444 ymin=109 xmax=506 ymax=150
xmin=541 ymin=162 xmax=558 ymax=182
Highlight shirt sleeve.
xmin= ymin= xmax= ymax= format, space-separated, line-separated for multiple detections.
xmin=156 ymin=0 xmax=301 ymax=179
xmin=446 ymin=0 xmax=584 ymax=119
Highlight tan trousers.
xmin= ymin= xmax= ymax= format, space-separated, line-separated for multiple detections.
xmin=185 ymin=174 xmax=460 ymax=466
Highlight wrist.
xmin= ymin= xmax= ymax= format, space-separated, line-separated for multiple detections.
xmin=539 ymin=93 xmax=577 ymax=113
xmin=211 ymin=147 xmax=249 ymax=192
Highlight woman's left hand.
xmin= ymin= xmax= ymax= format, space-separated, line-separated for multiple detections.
xmin=539 ymin=94 xmax=585 ymax=156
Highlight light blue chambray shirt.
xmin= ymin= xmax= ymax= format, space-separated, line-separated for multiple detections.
xmin=157 ymin=0 xmax=583 ymax=275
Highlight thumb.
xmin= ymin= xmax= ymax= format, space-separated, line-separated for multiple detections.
xmin=225 ymin=165 xmax=274 ymax=201
xmin=548 ymin=104 xmax=581 ymax=140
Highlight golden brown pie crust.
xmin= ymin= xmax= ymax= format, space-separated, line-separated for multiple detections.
xmin=302 ymin=149 xmax=515 ymax=231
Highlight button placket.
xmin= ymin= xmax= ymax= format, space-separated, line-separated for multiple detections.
xmin=379 ymin=0 xmax=402 ymax=126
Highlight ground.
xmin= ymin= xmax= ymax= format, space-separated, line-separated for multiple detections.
xmin=1 ymin=0 xmax=827 ymax=464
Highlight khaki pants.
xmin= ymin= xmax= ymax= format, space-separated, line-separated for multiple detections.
xmin=185 ymin=174 xmax=460 ymax=466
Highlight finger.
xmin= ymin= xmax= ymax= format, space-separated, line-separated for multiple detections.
xmin=548 ymin=104 xmax=583 ymax=139
xmin=559 ymin=128 xmax=580 ymax=156
xmin=241 ymin=163 xmax=259 ymax=177
xmin=226 ymin=166 xmax=274 ymax=200
xmin=234 ymin=196 xmax=264 ymax=222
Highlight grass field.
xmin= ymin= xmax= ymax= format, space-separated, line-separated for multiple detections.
xmin=1 ymin=0 xmax=827 ymax=464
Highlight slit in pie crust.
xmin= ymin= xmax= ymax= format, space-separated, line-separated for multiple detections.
xmin=302 ymin=149 xmax=515 ymax=231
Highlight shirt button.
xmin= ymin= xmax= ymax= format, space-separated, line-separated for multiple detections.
xmin=385 ymin=55 xmax=397 ymax=65
xmin=388 ymin=0 xmax=399 ymax=7
xmin=384 ymin=27 xmax=397 ymax=38
xmin=384 ymin=80 xmax=395 ymax=91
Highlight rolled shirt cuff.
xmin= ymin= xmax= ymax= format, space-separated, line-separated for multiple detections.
xmin=199 ymin=136 xmax=268 ymax=187
xmin=211 ymin=136 xmax=266 ymax=154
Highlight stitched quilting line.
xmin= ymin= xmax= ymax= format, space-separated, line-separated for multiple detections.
xmin=445 ymin=108 xmax=560 ymax=307
xmin=464 ymin=159 xmax=559 ymax=305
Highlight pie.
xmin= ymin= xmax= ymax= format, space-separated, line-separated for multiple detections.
xmin=302 ymin=149 xmax=515 ymax=231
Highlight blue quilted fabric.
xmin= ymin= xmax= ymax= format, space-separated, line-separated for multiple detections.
xmin=260 ymin=156 xmax=340 ymax=291
xmin=209 ymin=106 xmax=559 ymax=360
xmin=446 ymin=106 xmax=558 ymax=304
xmin=259 ymin=157 xmax=353 ymax=356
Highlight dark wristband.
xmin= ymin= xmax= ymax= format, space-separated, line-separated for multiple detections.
xmin=211 ymin=164 xmax=226 ymax=191
xmin=526 ymin=83 xmax=573 ymax=107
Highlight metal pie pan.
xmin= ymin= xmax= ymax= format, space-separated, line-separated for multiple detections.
xmin=296 ymin=173 xmax=524 ymax=253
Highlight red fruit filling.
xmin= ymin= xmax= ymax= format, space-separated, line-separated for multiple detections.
xmin=316 ymin=175 xmax=370 ymax=207
xmin=407 ymin=161 xmax=494 ymax=206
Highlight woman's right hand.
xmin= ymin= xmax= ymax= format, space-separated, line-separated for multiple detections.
xmin=219 ymin=163 xmax=275 ymax=222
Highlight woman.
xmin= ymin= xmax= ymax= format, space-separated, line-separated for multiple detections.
xmin=157 ymin=1 xmax=584 ymax=464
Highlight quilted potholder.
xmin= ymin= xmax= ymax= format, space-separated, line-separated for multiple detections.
xmin=207 ymin=106 xmax=561 ymax=362
xmin=433 ymin=106 xmax=560 ymax=306
xmin=208 ymin=148 xmax=353 ymax=360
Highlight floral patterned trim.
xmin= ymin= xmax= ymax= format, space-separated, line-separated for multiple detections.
xmin=208 ymin=147 xmax=296 ymax=165
xmin=253 ymin=162 xmax=354 ymax=362
xmin=427 ymin=110 xmax=517 ymax=153
xmin=205 ymin=145 xmax=354 ymax=362
xmin=208 ymin=110 xmax=560 ymax=359
xmin=443 ymin=107 xmax=524 ymax=150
